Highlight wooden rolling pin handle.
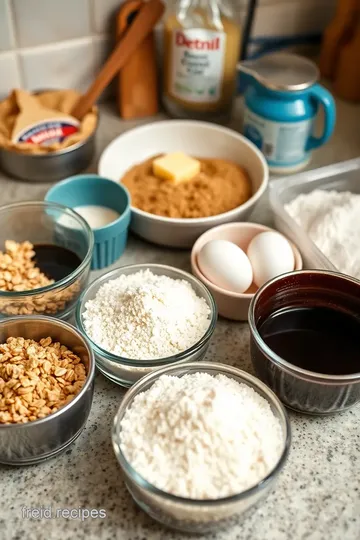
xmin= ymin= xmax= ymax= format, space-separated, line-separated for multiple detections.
xmin=71 ymin=0 xmax=164 ymax=120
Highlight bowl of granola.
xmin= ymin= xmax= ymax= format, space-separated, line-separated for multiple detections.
xmin=0 ymin=315 xmax=95 ymax=465
xmin=0 ymin=201 xmax=94 ymax=319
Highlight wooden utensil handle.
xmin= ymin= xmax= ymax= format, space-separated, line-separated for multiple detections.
xmin=72 ymin=0 xmax=164 ymax=120
xmin=117 ymin=0 xmax=159 ymax=119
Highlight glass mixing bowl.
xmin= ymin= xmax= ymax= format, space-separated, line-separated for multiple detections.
xmin=249 ymin=269 xmax=360 ymax=414
xmin=75 ymin=264 xmax=217 ymax=387
xmin=112 ymin=362 xmax=291 ymax=533
xmin=0 ymin=201 xmax=94 ymax=320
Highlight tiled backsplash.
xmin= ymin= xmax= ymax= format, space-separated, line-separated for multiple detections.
xmin=0 ymin=0 xmax=336 ymax=100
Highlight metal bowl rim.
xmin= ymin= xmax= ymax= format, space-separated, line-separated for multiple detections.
xmin=0 ymin=315 xmax=95 ymax=430
xmin=0 ymin=109 xmax=98 ymax=159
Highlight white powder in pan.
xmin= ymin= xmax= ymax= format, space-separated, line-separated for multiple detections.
xmin=82 ymin=269 xmax=210 ymax=359
xmin=285 ymin=189 xmax=360 ymax=279
xmin=120 ymin=372 xmax=283 ymax=499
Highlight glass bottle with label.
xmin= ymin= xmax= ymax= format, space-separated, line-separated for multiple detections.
xmin=163 ymin=0 xmax=242 ymax=122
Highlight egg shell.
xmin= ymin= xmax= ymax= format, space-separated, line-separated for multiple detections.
xmin=198 ymin=239 xmax=253 ymax=294
xmin=247 ymin=231 xmax=295 ymax=287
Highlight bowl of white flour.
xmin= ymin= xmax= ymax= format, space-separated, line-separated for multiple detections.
xmin=75 ymin=264 xmax=217 ymax=387
xmin=269 ymin=159 xmax=360 ymax=275
xmin=112 ymin=362 xmax=290 ymax=533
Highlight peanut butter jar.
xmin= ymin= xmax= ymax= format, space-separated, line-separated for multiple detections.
xmin=163 ymin=0 xmax=242 ymax=123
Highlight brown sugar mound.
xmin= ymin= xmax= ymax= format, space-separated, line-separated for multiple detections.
xmin=121 ymin=156 xmax=252 ymax=219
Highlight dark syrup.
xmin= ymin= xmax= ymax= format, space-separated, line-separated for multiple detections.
xmin=33 ymin=244 xmax=81 ymax=282
xmin=259 ymin=306 xmax=360 ymax=375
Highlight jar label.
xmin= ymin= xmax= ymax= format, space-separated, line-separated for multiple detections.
xmin=13 ymin=118 xmax=80 ymax=146
xmin=170 ymin=29 xmax=226 ymax=103
xmin=243 ymin=108 xmax=313 ymax=166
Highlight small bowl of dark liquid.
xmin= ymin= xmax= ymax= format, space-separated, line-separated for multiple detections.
xmin=0 ymin=201 xmax=94 ymax=319
xmin=248 ymin=270 xmax=360 ymax=415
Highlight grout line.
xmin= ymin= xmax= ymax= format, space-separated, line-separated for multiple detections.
xmin=0 ymin=32 xmax=111 ymax=66
xmin=7 ymin=0 xmax=24 ymax=88
xmin=0 ymin=0 xmax=335 ymax=62
xmin=88 ymin=0 xmax=97 ymax=34
xmin=11 ymin=34 xmax=109 ymax=55
xmin=8 ymin=0 xmax=19 ymax=49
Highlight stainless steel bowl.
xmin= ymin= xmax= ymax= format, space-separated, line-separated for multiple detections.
xmin=0 ymin=316 xmax=95 ymax=465
xmin=0 ymin=116 xmax=98 ymax=182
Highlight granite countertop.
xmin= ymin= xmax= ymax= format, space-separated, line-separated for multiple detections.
xmin=1 ymin=97 xmax=360 ymax=540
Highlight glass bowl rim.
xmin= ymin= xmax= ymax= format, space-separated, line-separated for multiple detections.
xmin=249 ymin=269 xmax=360 ymax=382
xmin=0 ymin=200 xmax=94 ymax=297
xmin=75 ymin=263 xmax=218 ymax=367
xmin=0 ymin=315 xmax=95 ymax=430
xmin=112 ymin=361 xmax=291 ymax=506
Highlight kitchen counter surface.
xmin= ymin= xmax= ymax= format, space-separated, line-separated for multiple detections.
xmin=1 ymin=96 xmax=360 ymax=540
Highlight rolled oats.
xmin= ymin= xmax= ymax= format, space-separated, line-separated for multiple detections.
xmin=0 ymin=240 xmax=81 ymax=316
xmin=0 ymin=336 xmax=87 ymax=424
xmin=0 ymin=241 xmax=53 ymax=292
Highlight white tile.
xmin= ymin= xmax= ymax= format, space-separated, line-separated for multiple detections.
xmin=0 ymin=0 xmax=15 ymax=50
xmin=93 ymin=35 xmax=116 ymax=100
xmin=13 ymin=0 xmax=91 ymax=48
xmin=252 ymin=0 xmax=336 ymax=38
xmin=92 ymin=0 xmax=125 ymax=34
xmin=0 ymin=52 xmax=21 ymax=99
xmin=93 ymin=34 xmax=115 ymax=66
xmin=19 ymin=39 xmax=95 ymax=93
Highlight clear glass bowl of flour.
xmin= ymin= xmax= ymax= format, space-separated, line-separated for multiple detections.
xmin=75 ymin=264 xmax=217 ymax=387
xmin=112 ymin=362 xmax=291 ymax=534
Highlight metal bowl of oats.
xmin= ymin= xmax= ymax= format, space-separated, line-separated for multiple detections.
xmin=0 ymin=315 xmax=95 ymax=465
xmin=0 ymin=201 xmax=94 ymax=319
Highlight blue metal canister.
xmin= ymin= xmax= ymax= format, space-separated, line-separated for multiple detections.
xmin=241 ymin=53 xmax=336 ymax=173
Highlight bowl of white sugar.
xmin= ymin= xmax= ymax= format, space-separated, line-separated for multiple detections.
xmin=45 ymin=174 xmax=131 ymax=270
xmin=112 ymin=362 xmax=290 ymax=533
xmin=75 ymin=264 xmax=217 ymax=387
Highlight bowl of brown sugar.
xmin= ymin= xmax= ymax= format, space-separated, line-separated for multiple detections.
xmin=98 ymin=120 xmax=268 ymax=248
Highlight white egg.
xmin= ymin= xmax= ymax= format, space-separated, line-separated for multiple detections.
xmin=198 ymin=239 xmax=253 ymax=293
xmin=247 ymin=231 xmax=295 ymax=287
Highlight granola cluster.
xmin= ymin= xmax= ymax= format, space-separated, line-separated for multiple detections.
xmin=0 ymin=336 xmax=87 ymax=424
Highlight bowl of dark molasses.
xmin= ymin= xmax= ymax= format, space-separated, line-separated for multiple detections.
xmin=0 ymin=201 xmax=94 ymax=320
xmin=249 ymin=270 xmax=360 ymax=415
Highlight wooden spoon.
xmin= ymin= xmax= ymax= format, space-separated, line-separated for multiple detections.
xmin=71 ymin=0 xmax=164 ymax=120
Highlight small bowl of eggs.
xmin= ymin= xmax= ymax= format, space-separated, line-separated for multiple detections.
xmin=191 ymin=222 xmax=302 ymax=321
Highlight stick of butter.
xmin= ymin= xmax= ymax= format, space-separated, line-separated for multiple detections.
xmin=152 ymin=152 xmax=201 ymax=184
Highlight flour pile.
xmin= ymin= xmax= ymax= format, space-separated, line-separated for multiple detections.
xmin=285 ymin=189 xmax=360 ymax=279
xmin=120 ymin=372 xmax=283 ymax=499
xmin=82 ymin=269 xmax=210 ymax=359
